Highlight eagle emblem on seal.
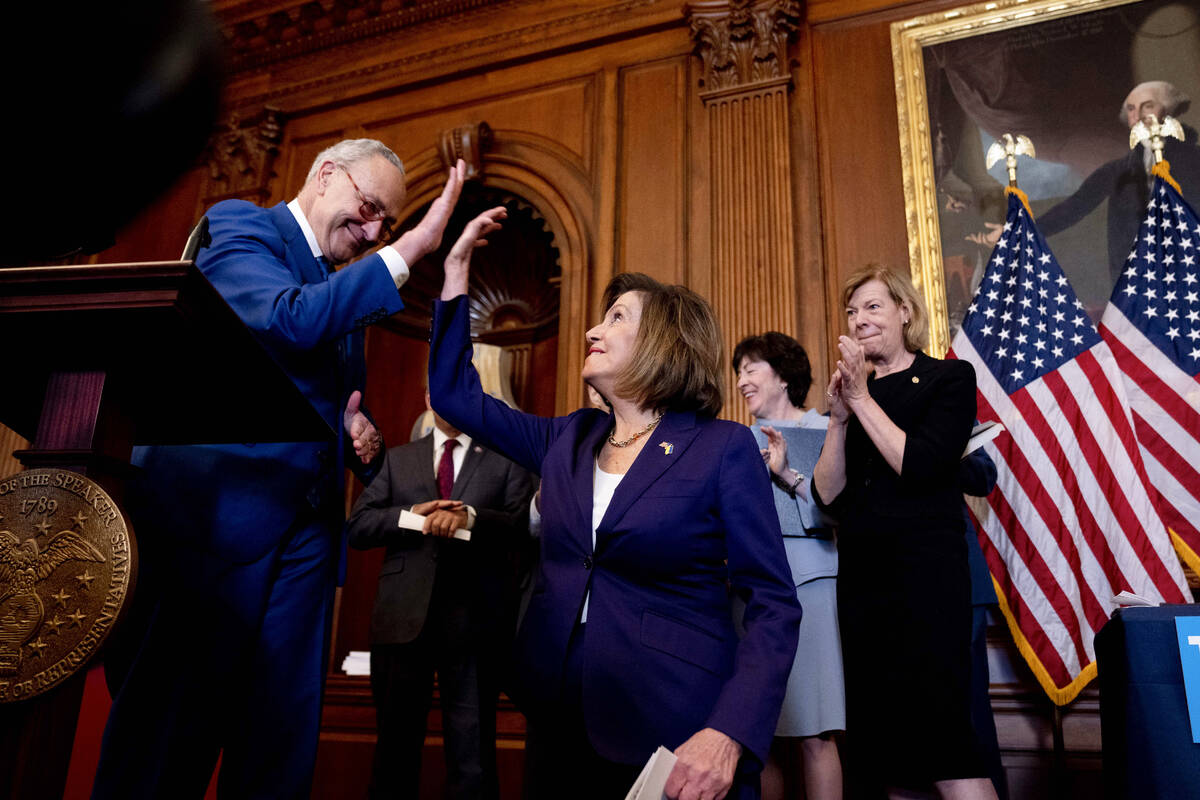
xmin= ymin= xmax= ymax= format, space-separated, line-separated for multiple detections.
xmin=0 ymin=529 xmax=105 ymax=674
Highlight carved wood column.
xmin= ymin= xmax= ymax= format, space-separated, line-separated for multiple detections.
xmin=689 ymin=0 xmax=801 ymax=421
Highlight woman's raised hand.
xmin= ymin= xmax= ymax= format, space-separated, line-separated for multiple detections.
xmin=760 ymin=425 xmax=789 ymax=477
xmin=440 ymin=205 xmax=508 ymax=300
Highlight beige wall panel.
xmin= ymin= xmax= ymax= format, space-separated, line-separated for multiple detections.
xmin=617 ymin=57 xmax=690 ymax=285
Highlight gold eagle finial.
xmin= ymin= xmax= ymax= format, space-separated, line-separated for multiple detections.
xmin=985 ymin=133 xmax=1036 ymax=187
xmin=1130 ymin=114 xmax=1185 ymax=164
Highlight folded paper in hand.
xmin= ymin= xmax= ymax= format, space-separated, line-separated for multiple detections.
xmin=397 ymin=509 xmax=471 ymax=541
xmin=963 ymin=421 xmax=1004 ymax=458
xmin=624 ymin=746 xmax=677 ymax=800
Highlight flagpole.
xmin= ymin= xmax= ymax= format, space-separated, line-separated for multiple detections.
xmin=1050 ymin=702 xmax=1066 ymax=797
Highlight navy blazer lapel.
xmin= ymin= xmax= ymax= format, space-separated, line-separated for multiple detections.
xmin=596 ymin=411 xmax=701 ymax=542
xmin=268 ymin=202 xmax=326 ymax=285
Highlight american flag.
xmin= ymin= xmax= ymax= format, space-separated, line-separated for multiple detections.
xmin=949 ymin=190 xmax=1190 ymax=705
xmin=1099 ymin=173 xmax=1200 ymax=578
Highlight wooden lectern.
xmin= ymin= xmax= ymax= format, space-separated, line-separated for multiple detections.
xmin=0 ymin=261 xmax=331 ymax=800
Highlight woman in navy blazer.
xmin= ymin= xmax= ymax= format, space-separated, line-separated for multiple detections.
xmin=428 ymin=208 xmax=802 ymax=800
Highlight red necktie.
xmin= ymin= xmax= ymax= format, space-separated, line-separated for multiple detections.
xmin=437 ymin=439 xmax=459 ymax=499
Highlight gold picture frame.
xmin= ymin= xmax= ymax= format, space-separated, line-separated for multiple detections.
xmin=889 ymin=0 xmax=1198 ymax=356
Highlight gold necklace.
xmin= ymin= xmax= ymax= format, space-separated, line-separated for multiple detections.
xmin=608 ymin=410 xmax=665 ymax=448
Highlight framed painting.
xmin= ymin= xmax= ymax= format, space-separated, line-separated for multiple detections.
xmin=892 ymin=0 xmax=1200 ymax=355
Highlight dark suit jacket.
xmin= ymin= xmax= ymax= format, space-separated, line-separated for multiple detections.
xmin=346 ymin=434 xmax=536 ymax=645
xmin=428 ymin=296 xmax=802 ymax=770
xmin=130 ymin=200 xmax=403 ymax=569
xmin=960 ymin=448 xmax=998 ymax=607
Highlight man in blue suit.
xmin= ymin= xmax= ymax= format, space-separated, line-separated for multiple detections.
xmin=92 ymin=140 xmax=468 ymax=799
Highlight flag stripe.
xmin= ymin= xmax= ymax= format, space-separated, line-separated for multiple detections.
xmin=1100 ymin=286 xmax=1200 ymax=574
xmin=1008 ymin=381 xmax=1130 ymax=628
xmin=965 ymin=338 xmax=1109 ymax=633
xmin=1133 ymin=416 xmax=1200 ymax=542
xmin=978 ymin=468 xmax=1089 ymax=672
xmin=971 ymin=367 xmax=1100 ymax=658
xmin=970 ymin=495 xmax=1074 ymax=685
xmin=1101 ymin=322 xmax=1200 ymax=435
xmin=1063 ymin=352 xmax=1188 ymax=602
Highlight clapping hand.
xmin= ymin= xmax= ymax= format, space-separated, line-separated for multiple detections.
xmin=834 ymin=334 xmax=869 ymax=409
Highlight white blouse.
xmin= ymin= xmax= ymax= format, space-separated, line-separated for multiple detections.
xmin=582 ymin=460 xmax=623 ymax=623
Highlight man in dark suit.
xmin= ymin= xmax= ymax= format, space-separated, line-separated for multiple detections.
xmin=92 ymin=140 xmax=468 ymax=799
xmin=347 ymin=392 xmax=536 ymax=800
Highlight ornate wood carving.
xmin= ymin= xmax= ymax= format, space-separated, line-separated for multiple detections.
xmin=217 ymin=0 xmax=504 ymax=73
xmin=688 ymin=0 xmax=801 ymax=95
xmin=198 ymin=107 xmax=285 ymax=209
xmin=438 ymin=122 xmax=494 ymax=180
xmin=215 ymin=0 xmax=672 ymax=113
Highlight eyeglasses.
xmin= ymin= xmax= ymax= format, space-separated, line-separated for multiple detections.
xmin=337 ymin=164 xmax=396 ymax=240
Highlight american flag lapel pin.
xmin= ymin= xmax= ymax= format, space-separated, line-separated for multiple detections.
xmin=659 ymin=441 xmax=674 ymax=455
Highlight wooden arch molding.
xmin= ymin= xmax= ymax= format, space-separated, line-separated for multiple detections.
xmin=394 ymin=130 xmax=598 ymax=414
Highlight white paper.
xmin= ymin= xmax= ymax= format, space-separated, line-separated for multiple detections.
xmin=1112 ymin=590 xmax=1155 ymax=608
xmin=398 ymin=509 xmax=471 ymax=541
xmin=963 ymin=421 xmax=1004 ymax=457
xmin=624 ymin=746 xmax=678 ymax=800
xmin=342 ymin=650 xmax=371 ymax=676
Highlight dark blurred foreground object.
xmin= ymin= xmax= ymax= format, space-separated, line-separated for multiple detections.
xmin=1097 ymin=605 xmax=1200 ymax=800
xmin=0 ymin=1 xmax=223 ymax=266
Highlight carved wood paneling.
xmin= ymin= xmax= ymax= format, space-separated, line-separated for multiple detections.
xmin=215 ymin=0 xmax=504 ymax=72
xmin=705 ymin=84 xmax=799 ymax=422
xmin=690 ymin=1 xmax=800 ymax=421
xmin=218 ymin=0 xmax=684 ymax=115
xmin=811 ymin=10 xmax=918 ymax=364
xmin=617 ymin=58 xmax=691 ymax=285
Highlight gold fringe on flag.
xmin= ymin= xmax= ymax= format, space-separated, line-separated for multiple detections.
xmin=1170 ymin=529 xmax=1200 ymax=581
xmin=990 ymin=575 xmax=1097 ymax=706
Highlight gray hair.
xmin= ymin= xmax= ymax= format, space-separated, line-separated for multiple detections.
xmin=305 ymin=138 xmax=405 ymax=183
xmin=1120 ymin=81 xmax=1192 ymax=124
